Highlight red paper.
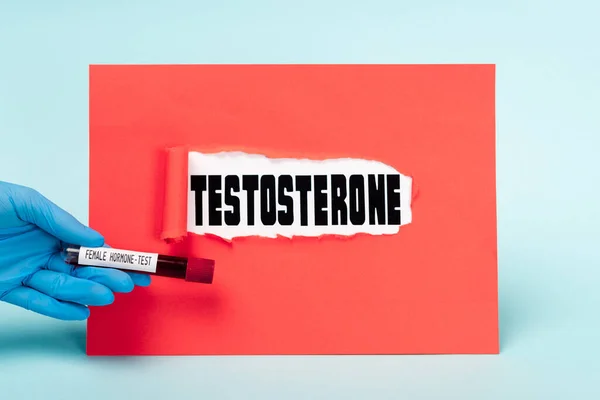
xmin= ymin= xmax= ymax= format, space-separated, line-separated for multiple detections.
xmin=88 ymin=64 xmax=498 ymax=355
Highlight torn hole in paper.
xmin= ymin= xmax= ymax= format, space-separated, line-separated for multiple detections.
xmin=187 ymin=151 xmax=413 ymax=240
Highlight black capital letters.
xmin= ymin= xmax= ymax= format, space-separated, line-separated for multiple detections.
xmin=386 ymin=174 xmax=401 ymax=225
xmin=349 ymin=175 xmax=366 ymax=225
xmin=224 ymin=175 xmax=240 ymax=226
xmin=295 ymin=176 xmax=312 ymax=226
xmin=330 ymin=174 xmax=348 ymax=225
xmin=368 ymin=174 xmax=386 ymax=225
xmin=208 ymin=175 xmax=222 ymax=226
xmin=313 ymin=175 xmax=328 ymax=226
xmin=242 ymin=175 xmax=259 ymax=225
xmin=190 ymin=175 xmax=207 ymax=225
xmin=278 ymin=175 xmax=294 ymax=225
xmin=260 ymin=175 xmax=277 ymax=226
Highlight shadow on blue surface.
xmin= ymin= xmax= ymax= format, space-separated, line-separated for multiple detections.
xmin=0 ymin=321 xmax=87 ymax=358
xmin=497 ymin=267 xmax=528 ymax=354
xmin=498 ymin=287 xmax=512 ymax=353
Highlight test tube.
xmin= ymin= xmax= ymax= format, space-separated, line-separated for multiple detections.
xmin=62 ymin=246 xmax=214 ymax=284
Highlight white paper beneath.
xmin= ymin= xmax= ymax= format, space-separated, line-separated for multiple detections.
xmin=187 ymin=151 xmax=412 ymax=240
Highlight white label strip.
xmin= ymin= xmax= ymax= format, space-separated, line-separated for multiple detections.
xmin=77 ymin=247 xmax=159 ymax=273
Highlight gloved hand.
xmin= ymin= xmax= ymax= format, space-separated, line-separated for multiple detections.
xmin=0 ymin=181 xmax=150 ymax=320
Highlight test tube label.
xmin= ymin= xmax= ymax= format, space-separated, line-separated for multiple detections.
xmin=78 ymin=247 xmax=159 ymax=273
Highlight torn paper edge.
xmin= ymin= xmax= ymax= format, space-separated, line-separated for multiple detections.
xmin=185 ymin=150 xmax=413 ymax=241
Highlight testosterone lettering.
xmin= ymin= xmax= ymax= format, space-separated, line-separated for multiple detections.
xmin=190 ymin=174 xmax=403 ymax=227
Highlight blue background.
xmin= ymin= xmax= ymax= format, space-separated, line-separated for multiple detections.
xmin=1 ymin=1 xmax=599 ymax=398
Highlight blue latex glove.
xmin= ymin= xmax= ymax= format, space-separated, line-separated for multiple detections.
xmin=0 ymin=181 xmax=150 ymax=320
